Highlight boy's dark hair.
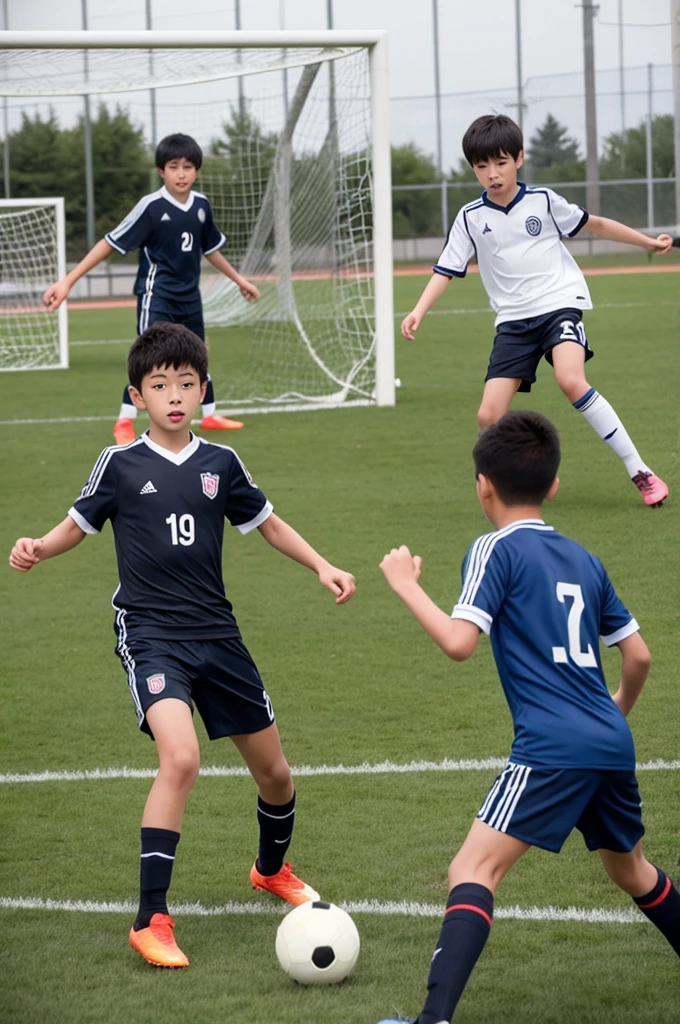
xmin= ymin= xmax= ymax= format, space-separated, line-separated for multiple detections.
xmin=462 ymin=115 xmax=523 ymax=166
xmin=473 ymin=410 xmax=560 ymax=505
xmin=128 ymin=322 xmax=209 ymax=391
xmin=155 ymin=133 xmax=203 ymax=171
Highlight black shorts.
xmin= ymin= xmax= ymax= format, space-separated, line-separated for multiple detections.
xmin=116 ymin=636 xmax=275 ymax=740
xmin=136 ymin=294 xmax=205 ymax=341
xmin=485 ymin=308 xmax=593 ymax=393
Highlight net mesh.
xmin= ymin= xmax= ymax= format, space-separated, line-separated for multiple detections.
xmin=0 ymin=45 xmax=377 ymax=409
xmin=0 ymin=203 xmax=65 ymax=371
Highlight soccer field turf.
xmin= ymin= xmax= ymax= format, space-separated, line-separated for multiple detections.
xmin=1 ymin=270 xmax=679 ymax=1024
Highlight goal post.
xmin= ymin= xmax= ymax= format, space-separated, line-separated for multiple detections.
xmin=0 ymin=30 xmax=395 ymax=408
xmin=0 ymin=197 xmax=68 ymax=371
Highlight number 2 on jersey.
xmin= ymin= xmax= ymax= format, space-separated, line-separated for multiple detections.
xmin=551 ymin=582 xmax=597 ymax=667
xmin=181 ymin=232 xmax=194 ymax=251
xmin=166 ymin=513 xmax=195 ymax=546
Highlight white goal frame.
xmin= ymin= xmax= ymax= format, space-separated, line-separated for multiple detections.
xmin=1 ymin=30 xmax=395 ymax=405
xmin=0 ymin=196 xmax=68 ymax=371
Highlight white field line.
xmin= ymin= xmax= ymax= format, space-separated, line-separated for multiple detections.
xmin=0 ymin=895 xmax=646 ymax=925
xmin=1 ymin=757 xmax=679 ymax=786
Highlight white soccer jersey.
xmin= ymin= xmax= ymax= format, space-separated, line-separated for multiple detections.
xmin=435 ymin=183 xmax=593 ymax=325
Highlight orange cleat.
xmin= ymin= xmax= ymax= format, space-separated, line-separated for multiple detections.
xmin=201 ymin=414 xmax=244 ymax=431
xmin=128 ymin=913 xmax=189 ymax=968
xmin=250 ymin=861 xmax=320 ymax=906
xmin=631 ymin=470 xmax=668 ymax=508
xmin=113 ymin=418 xmax=136 ymax=446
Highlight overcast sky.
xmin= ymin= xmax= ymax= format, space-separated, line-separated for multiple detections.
xmin=6 ymin=0 xmax=675 ymax=169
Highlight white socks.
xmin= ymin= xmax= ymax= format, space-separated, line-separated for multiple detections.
xmin=573 ymin=388 xmax=650 ymax=478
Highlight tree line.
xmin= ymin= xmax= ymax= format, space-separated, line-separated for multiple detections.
xmin=0 ymin=105 xmax=674 ymax=258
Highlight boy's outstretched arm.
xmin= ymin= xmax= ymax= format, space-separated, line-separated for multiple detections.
xmin=379 ymin=545 xmax=480 ymax=661
xmin=583 ymin=216 xmax=672 ymax=254
xmin=205 ymin=250 xmax=260 ymax=302
xmin=257 ymin=513 xmax=355 ymax=604
xmin=401 ymin=273 xmax=451 ymax=340
xmin=9 ymin=517 xmax=86 ymax=572
xmin=43 ymin=239 xmax=114 ymax=310
xmin=611 ymin=631 xmax=651 ymax=717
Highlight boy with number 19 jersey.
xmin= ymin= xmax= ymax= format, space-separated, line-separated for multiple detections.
xmin=376 ymin=411 xmax=680 ymax=1024
xmin=10 ymin=322 xmax=356 ymax=969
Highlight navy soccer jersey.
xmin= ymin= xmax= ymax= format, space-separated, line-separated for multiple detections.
xmin=68 ymin=433 xmax=272 ymax=642
xmin=451 ymin=520 xmax=639 ymax=770
xmin=105 ymin=185 xmax=225 ymax=302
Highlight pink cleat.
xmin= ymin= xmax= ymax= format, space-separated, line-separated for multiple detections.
xmin=631 ymin=471 xmax=668 ymax=508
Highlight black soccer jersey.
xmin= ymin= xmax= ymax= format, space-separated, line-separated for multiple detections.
xmin=68 ymin=433 xmax=272 ymax=642
xmin=104 ymin=186 xmax=225 ymax=302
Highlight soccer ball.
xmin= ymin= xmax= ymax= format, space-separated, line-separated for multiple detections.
xmin=275 ymin=900 xmax=360 ymax=985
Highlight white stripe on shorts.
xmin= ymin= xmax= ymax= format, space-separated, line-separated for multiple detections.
xmin=478 ymin=762 xmax=532 ymax=834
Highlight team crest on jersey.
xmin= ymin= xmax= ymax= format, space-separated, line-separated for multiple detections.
xmin=525 ymin=216 xmax=542 ymax=236
xmin=201 ymin=472 xmax=220 ymax=499
xmin=197 ymin=207 xmax=206 ymax=223
xmin=146 ymin=674 xmax=166 ymax=694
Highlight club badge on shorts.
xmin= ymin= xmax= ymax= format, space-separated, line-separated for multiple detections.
xmin=201 ymin=472 xmax=220 ymax=499
xmin=146 ymin=674 xmax=166 ymax=694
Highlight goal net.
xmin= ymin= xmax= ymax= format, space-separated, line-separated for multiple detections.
xmin=0 ymin=198 xmax=68 ymax=371
xmin=0 ymin=31 xmax=394 ymax=409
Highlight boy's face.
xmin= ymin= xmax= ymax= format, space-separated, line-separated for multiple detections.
xmin=157 ymin=158 xmax=198 ymax=202
xmin=128 ymin=363 xmax=206 ymax=437
xmin=471 ymin=150 xmax=524 ymax=205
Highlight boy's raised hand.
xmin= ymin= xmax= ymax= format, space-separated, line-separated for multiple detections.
xmin=379 ymin=545 xmax=423 ymax=591
xmin=9 ymin=537 xmax=44 ymax=572
xmin=317 ymin=564 xmax=356 ymax=605
xmin=400 ymin=311 xmax=422 ymax=341
xmin=650 ymin=234 xmax=673 ymax=255
xmin=42 ymin=280 xmax=70 ymax=310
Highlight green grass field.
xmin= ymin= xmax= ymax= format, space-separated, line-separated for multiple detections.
xmin=1 ymin=269 xmax=679 ymax=1024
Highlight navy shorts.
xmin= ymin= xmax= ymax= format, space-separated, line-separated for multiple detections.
xmin=136 ymin=294 xmax=205 ymax=341
xmin=476 ymin=761 xmax=645 ymax=854
xmin=485 ymin=308 xmax=593 ymax=392
xmin=116 ymin=636 xmax=275 ymax=740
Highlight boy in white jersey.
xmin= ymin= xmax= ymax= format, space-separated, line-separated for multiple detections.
xmin=401 ymin=115 xmax=673 ymax=508
xmin=375 ymin=410 xmax=680 ymax=1024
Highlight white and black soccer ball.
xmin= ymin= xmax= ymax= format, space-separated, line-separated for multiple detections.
xmin=275 ymin=900 xmax=360 ymax=985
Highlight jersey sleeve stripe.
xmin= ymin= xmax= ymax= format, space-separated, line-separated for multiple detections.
xmin=203 ymin=232 xmax=226 ymax=255
xmin=451 ymin=604 xmax=492 ymax=634
xmin=236 ymin=499 xmax=274 ymax=535
xmin=68 ymin=506 xmax=99 ymax=535
xmin=105 ymin=234 xmax=128 ymax=255
xmin=433 ymin=264 xmax=466 ymax=278
xmin=459 ymin=532 xmax=497 ymax=606
xmin=567 ymin=208 xmax=589 ymax=237
xmin=601 ymin=617 xmax=639 ymax=647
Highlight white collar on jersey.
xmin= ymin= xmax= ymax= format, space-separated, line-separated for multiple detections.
xmin=159 ymin=184 xmax=196 ymax=213
xmin=142 ymin=430 xmax=200 ymax=465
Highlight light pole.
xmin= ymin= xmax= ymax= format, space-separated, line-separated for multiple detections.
xmin=515 ymin=0 xmax=524 ymax=133
xmin=582 ymin=0 xmax=600 ymax=215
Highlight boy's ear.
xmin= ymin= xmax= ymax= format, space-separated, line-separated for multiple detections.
xmin=515 ymin=149 xmax=525 ymax=170
xmin=200 ymin=379 xmax=208 ymax=402
xmin=156 ymin=166 xmax=165 ymax=180
xmin=127 ymin=384 xmax=147 ymax=411
xmin=545 ymin=476 xmax=560 ymax=502
xmin=476 ymin=472 xmax=494 ymax=502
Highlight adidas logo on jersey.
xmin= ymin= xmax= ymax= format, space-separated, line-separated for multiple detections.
xmin=161 ymin=212 xmax=171 ymax=221
xmin=140 ymin=480 xmax=157 ymax=495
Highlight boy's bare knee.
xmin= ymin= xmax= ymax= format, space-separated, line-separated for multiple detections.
xmin=556 ymin=373 xmax=588 ymax=403
xmin=163 ymin=746 xmax=200 ymax=786
xmin=477 ymin=405 xmax=499 ymax=430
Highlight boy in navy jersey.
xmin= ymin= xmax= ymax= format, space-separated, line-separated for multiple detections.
xmin=376 ymin=410 xmax=680 ymax=1024
xmin=43 ymin=133 xmax=258 ymax=443
xmin=401 ymin=115 xmax=673 ymax=508
xmin=9 ymin=322 xmax=356 ymax=969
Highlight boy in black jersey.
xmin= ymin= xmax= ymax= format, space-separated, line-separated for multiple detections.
xmin=42 ymin=133 xmax=257 ymax=443
xmin=9 ymin=322 xmax=356 ymax=968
